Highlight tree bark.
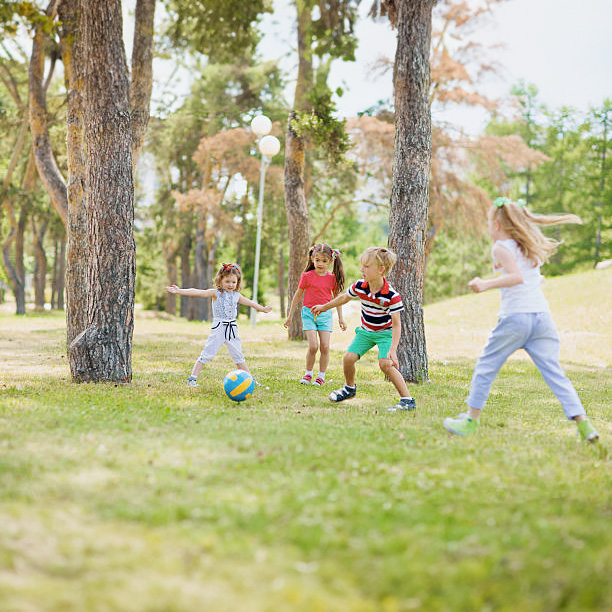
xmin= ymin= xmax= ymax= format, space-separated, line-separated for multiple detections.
xmin=387 ymin=0 xmax=434 ymax=382
xmin=130 ymin=0 xmax=156 ymax=170
xmin=69 ymin=0 xmax=135 ymax=383
xmin=180 ymin=236 xmax=191 ymax=318
xmin=51 ymin=235 xmax=66 ymax=310
xmin=29 ymin=1 xmax=68 ymax=225
xmin=165 ymin=253 xmax=178 ymax=314
xmin=31 ymin=216 xmax=49 ymax=310
xmin=57 ymin=237 xmax=66 ymax=310
xmin=284 ymin=114 xmax=310 ymax=340
xmin=58 ymin=0 xmax=89 ymax=358
xmin=283 ymin=1 xmax=313 ymax=340
xmin=278 ymin=246 xmax=286 ymax=319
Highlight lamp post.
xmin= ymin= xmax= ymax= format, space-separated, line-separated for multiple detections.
xmin=250 ymin=115 xmax=281 ymax=325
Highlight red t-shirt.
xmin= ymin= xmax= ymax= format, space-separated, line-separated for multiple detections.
xmin=298 ymin=270 xmax=337 ymax=308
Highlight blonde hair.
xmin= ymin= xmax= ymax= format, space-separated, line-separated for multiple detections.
xmin=361 ymin=246 xmax=397 ymax=276
xmin=490 ymin=201 xmax=582 ymax=265
xmin=214 ymin=263 xmax=242 ymax=291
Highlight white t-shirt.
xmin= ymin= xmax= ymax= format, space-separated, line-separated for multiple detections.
xmin=494 ymin=239 xmax=549 ymax=316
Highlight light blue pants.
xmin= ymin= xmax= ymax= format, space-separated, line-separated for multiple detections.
xmin=467 ymin=312 xmax=585 ymax=420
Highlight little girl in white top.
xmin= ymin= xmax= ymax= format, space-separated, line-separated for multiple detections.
xmin=166 ymin=263 xmax=272 ymax=387
xmin=443 ymin=197 xmax=599 ymax=442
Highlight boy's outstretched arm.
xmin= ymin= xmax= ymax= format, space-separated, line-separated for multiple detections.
xmin=311 ymin=292 xmax=351 ymax=316
xmin=165 ymin=285 xmax=217 ymax=298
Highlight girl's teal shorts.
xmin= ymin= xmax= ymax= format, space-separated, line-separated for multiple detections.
xmin=301 ymin=306 xmax=333 ymax=332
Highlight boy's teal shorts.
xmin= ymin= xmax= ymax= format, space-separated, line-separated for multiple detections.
xmin=301 ymin=306 xmax=333 ymax=332
xmin=347 ymin=327 xmax=393 ymax=359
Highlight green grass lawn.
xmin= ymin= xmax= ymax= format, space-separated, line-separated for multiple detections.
xmin=1 ymin=269 xmax=611 ymax=611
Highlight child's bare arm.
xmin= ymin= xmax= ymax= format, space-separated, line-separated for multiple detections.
xmin=468 ymin=245 xmax=523 ymax=293
xmin=165 ymin=285 xmax=217 ymax=298
xmin=388 ymin=312 xmax=403 ymax=369
xmin=311 ymin=292 xmax=351 ymax=315
xmin=238 ymin=294 xmax=273 ymax=313
xmin=284 ymin=288 xmax=305 ymax=327
xmin=336 ymin=304 xmax=347 ymax=330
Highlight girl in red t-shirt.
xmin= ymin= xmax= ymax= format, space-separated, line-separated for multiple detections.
xmin=284 ymin=244 xmax=346 ymax=385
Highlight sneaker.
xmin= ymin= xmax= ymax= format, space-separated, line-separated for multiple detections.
xmin=329 ymin=385 xmax=356 ymax=402
xmin=577 ymin=418 xmax=599 ymax=443
xmin=444 ymin=414 xmax=479 ymax=436
xmin=387 ymin=398 xmax=416 ymax=412
xmin=300 ymin=374 xmax=312 ymax=385
xmin=186 ymin=376 xmax=199 ymax=388
xmin=312 ymin=376 xmax=325 ymax=386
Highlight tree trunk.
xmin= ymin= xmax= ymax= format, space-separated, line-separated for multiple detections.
xmin=69 ymin=0 xmax=135 ymax=383
xmin=2 ymin=206 xmax=28 ymax=316
xmin=165 ymin=251 xmax=178 ymax=314
xmin=1 ymin=114 xmax=30 ymax=316
xmin=192 ymin=211 xmax=208 ymax=321
xmin=57 ymin=237 xmax=66 ymax=310
xmin=31 ymin=216 xmax=49 ymax=310
xmin=387 ymin=0 xmax=434 ymax=383
xmin=130 ymin=0 xmax=156 ymax=171
xmin=284 ymin=112 xmax=310 ymax=339
xmin=283 ymin=1 xmax=313 ymax=340
xmin=51 ymin=239 xmax=59 ymax=308
xmin=59 ymin=0 xmax=89 ymax=356
xmin=180 ymin=236 xmax=191 ymax=318
xmin=51 ymin=236 xmax=66 ymax=310
xmin=29 ymin=1 xmax=68 ymax=225
xmin=278 ymin=246 xmax=286 ymax=319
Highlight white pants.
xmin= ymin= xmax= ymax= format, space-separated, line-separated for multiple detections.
xmin=197 ymin=320 xmax=245 ymax=365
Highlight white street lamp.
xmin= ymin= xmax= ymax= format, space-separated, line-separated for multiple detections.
xmin=250 ymin=115 xmax=281 ymax=325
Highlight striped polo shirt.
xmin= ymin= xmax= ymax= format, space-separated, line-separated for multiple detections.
xmin=347 ymin=278 xmax=404 ymax=331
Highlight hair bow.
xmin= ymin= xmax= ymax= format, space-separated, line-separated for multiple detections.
xmin=493 ymin=197 xmax=510 ymax=207
xmin=494 ymin=196 xmax=527 ymax=208
xmin=331 ymin=248 xmax=340 ymax=260
xmin=222 ymin=263 xmax=239 ymax=271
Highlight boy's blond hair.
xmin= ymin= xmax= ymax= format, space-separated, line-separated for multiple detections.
xmin=361 ymin=247 xmax=397 ymax=276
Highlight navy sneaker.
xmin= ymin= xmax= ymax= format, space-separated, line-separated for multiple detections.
xmin=329 ymin=385 xmax=356 ymax=402
xmin=387 ymin=398 xmax=416 ymax=412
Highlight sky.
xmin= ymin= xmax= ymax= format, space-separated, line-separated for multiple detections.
xmin=251 ymin=0 xmax=612 ymax=133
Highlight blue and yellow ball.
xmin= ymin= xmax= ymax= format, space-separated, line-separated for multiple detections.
xmin=223 ymin=369 xmax=255 ymax=402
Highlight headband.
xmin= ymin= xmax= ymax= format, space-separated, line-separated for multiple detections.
xmin=494 ymin=197 xmax=526 ymax=208
xmin=221 ymin=263 xmax=240 ymax=272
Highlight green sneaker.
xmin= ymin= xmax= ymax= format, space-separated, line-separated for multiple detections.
xmin=577 ymin=418 xmax=599 ymax=443
xmin=444 ymin=414 xmax=479 ymax=436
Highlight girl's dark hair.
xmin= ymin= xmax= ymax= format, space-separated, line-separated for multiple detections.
xmin=214 ymin=263 xmax=242 ymax=291
xmin=303 ymin=243 xmax=345 ymax=295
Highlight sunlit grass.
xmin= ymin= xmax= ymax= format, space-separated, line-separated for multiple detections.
xmin=0 ymin=268 xmax=610 ymax=611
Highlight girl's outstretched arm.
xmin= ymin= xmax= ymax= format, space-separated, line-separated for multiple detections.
xmin=311 ymin=292 xmax=351 ymax=316
xmin=284 ymin=287 xmax=305 ymax=328
xmin=165 ymin=285 xmax=217 ymax=298
xmin=238 ymin=293 xmax=273 ymax=313
xmin=468 ymin=244 xmax=523 ymax=293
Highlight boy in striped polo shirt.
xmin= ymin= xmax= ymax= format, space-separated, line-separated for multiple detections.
xmin=311 ymin=247 xmax=416 ymax=412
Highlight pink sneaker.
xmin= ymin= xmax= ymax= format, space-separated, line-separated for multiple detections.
xmin=312 ymin=376 xmax=325 ymax=386
xmin=300 ymin=374 xmax=312 ymax=384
